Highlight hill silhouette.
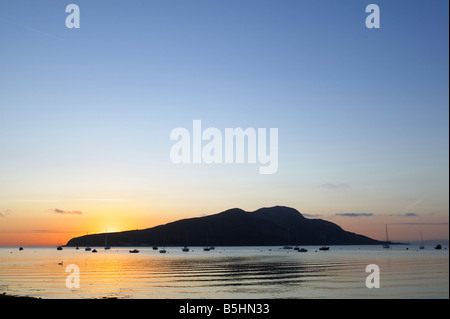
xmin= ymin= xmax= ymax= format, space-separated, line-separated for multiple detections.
xmin=66 ymin=206 xmax=382 ymax=247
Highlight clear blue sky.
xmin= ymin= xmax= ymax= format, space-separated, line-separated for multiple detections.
xmin=0 ymin=0 xmax=448 ymax=244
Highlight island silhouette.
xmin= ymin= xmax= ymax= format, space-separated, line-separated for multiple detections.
xmin=66 ymin=206 xmax=383 ymax=247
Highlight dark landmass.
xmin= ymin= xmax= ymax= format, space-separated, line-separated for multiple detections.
xmin=0 ymin=293 xmax=39 ymax=299
xmin=66 ymin=206 xmax=384 ymax=247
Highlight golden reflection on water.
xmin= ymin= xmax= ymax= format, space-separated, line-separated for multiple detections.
xmin=0 ymin=246 xmax=448 ymax=299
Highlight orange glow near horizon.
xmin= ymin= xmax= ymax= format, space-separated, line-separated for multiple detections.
xmin=1 ymin=203 xmax=448 ymax=247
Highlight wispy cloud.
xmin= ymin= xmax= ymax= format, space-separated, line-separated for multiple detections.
xmin=52 ymin=208 xmax=83 ymax=215
xmin=321 ymin=183 xmax=350 ymax=189
xmin=79 ymin=198 xmax=129 ymax=202
xmin=390 ymin=222 xmax=449 ymax=226
xmin=335 ymin=213 xmax=374 ymax=217
xmin=0 ymin=209 xmax=11 ymax=217
xmin=0 ymin=17 xmax=61 ymax=40
xmin=401 ymin=198 xmax=424 ymax=214
xmin=388 ymin=213 xmax=419 ymax=217
xmin=0 ymin=229 xmax=77 ymax=234
xmin=5 ymin=199 xmax=59 ymax=202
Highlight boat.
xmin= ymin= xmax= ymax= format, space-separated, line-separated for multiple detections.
xmin=435 ymin=244 xmax=442 ymax=250
xmin=182 ymin=231 xmax=189 ymax=252
xmin=57 ymin=246 xmax=63 ymax=251
xmin=203 ymin=232 xmax=214 ymax=251
xmin=159 ymin=248 xmax=167 ymax=253
xmin=283 ymin=229 xmax=293 ymax=249
xmin=419 ymin=232 xmax=424 ymax=249
xmin=92 ymin=249 xmax=97 ymax=253
xmin=19 ymin=247 xmax=23 ymax=251
xmin=104 ymin=231 xmax=110 ymax=250
xmin=298 ymin=248 xmax=308 ymax=252
xmin=85 ymin=247 xmax=91 ymax=251
xmin=76 ymin=246 xmax=79 ymax=250
xmin=382 ymin=224 xmax=390 ymax=248
xmin=319 ymin=233 xmax=329 ymax=251
xmin=152 ymin=246 xmax=158 ymax=250
xmin=129 ymin=249 xmax=139 ymax=253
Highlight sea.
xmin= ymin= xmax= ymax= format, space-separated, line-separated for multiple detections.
xmin=0 ymin=245 xmax=448 ymax=299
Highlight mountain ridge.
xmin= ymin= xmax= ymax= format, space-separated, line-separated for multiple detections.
xmin=66 ymin=206 xmax=383 ymax=247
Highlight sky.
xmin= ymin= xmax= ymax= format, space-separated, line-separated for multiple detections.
xmin=0 ymin=0 xmax=448 ymax=246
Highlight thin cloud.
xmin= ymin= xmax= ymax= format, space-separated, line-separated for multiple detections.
xmin=79 ymin=198 xmax=129 ymax=202
xmin=0 ymin=209 xmax=11 ymax=217
xmin=321 ymin=183 xmax=350 ymax=189
xmin=335 ymin=213 xmax=374 ymax=217
xmin=0 ymin=229 xmax=76 ymax=234
xmin=387 ymin=213 xmax=419 ymax=217
xmin=6 ymin=199 xmax=59 ymax=202
xmin=390 ymin=222 xmax=448 ymax=226
xmin=0 ymin=17 xmax=61 ymax=40
xmin=401 ymin=198 xmax=424 ymax=214
xmin=52 ymin=208 xmax=83 ymax=215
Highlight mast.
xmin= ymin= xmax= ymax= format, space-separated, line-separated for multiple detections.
xmin=383 ymin=224 xmax=390 ymax=248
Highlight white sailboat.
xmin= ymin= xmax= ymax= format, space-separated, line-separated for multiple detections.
xmin=382 ymin=224 xmax=390 ymax=248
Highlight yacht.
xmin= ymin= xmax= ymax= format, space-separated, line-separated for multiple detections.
xmin=419 ymin=232 xmax=425 ymax=249
xmin=104 ymin=232 xmax=110 ymax=250
xmin=382 ymin=224 xmax=390 ymax=248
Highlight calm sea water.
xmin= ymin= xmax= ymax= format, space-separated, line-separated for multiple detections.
xmin=0 ymin=245 xmax=448 ymax=299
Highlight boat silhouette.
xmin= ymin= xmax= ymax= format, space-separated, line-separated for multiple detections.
xmin=382 ymin=224 xmax=390 ymax=248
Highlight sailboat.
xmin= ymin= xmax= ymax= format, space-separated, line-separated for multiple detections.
xmin=419 ymin=232 xmax=424 ymax=249
xmin=84 ymin=231 xmax=91 ymax=251
xmin=382 ymin=224 xmax=390 ymax=248
xmin=104 ymin=231 xmax=110 ymax=250
xmin=182 ymin=230 xmax=190 ymax=252
xmin=319 ymin=233 xmax=329 ymax=251
xmin=283 ymin=229 xmax=293 ymax=249
xmin=204 ymin=232 xmax=211 ymax=251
